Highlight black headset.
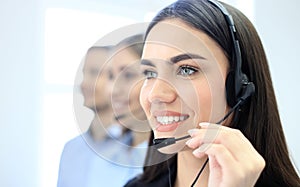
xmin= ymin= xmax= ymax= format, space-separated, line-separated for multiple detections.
xmin=153 ymin=0 xmax=256 ymax=148
xmin=207 ymin=0 xmax=255 ymax=108
xmin=154 ymin=1 xmax=257 ymax=186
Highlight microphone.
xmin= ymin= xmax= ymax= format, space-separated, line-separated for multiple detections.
xmin=153 ymin=135 xmax=190 ymax=149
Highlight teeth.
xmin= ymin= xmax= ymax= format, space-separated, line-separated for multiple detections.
xmin=174 ymin=116 xmax=179 ymax=122
xmin=156 ymin=115 xmax=188 ymax=125
xmin=163 ymin=116 xmax=168 ymax=123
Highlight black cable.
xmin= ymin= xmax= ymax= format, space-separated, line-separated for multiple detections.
xmin=190 ymin=100 xmax=242 ymax=186
xmin=175 ymin=135 xmax=191 ymax=142
xmin=167 ymin=159 xmax=172 ymax=187
xmin=190 ymin=158 xmax=209 ymax=187
xmin=216 ymin=100 xmax=242 ymax=124
xmin=160 ymin=100 xmax=243 ymax=186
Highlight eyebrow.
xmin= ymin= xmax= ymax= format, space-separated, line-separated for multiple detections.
xmin=141 ymin=53 xmax=206 ymax=67
xmin=170 ymin=53 xmax=206 ymax=64
xmin=140 ymin=59 xmax=155 ymax=67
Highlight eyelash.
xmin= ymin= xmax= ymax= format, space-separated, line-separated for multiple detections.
xmin=142 ymin=65 xmax=199 ymax=80
xmin=142 ymin=70 xmax=157 ymax=79
xmin=177 ymin=65 xmax=199 ymax=77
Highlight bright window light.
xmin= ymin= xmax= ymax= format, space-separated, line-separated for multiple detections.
xmin=223 ymin=0 xmax=254 ymax=22
xmin=42 ymin=8 xmax=136 ymax=187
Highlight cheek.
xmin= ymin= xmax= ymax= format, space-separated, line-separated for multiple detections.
xmin=139 ymin=82 xmax=151 ymax=118
xmin=197 ymin=82 xmax=212 ymax=121
xmin=95 ymin=78 xmax=106 ymax=95
xmin=176 ymin=74 xmax=225 ymax=125
xmin=198 ymin=72 xmax=227 ymax=123
xmin=94 ymin=80 xmax=107 ymax=104
xmin=129 ymin=81 xmax=142 ymax=105
xmin=180 ymin=80 xmax=212 ymax=123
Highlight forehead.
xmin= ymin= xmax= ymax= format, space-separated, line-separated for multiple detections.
xmin=143 ymin=19 xmax=221 ymax=61
xmin=84 ymin=48 xmax=110 ymax=67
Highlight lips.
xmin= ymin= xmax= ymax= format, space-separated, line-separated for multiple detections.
xmin=152 ymin=111 xmax=189 ymax=132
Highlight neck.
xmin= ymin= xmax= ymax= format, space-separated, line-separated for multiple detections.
xmin=114 ymin=108 xmax=150 ymax=147
xmin=131 ymin=131 xmax=150 ymax=147
xmin=175 ymin=149 xmax=209 ymax=187
xmin=89 ymin=108 xmax=112 ymax=141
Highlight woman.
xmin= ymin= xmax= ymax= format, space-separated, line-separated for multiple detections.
xmin=105 ymin=33 xmax=151 ymax=167
xmin=81 ymin=46 xmax=114 ymax=140
xmin=108 ymin=34 xmax=151 ymax=146
xmin=58 ymin=34 xmax=149 ymax=187
xmin=58 ymin=46 xmax=116 ymax=187
xmin=125 ymin=0 xmax=300 ymax=186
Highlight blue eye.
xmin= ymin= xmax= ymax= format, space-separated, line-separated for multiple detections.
xmin=178 ymin=65 xmax=198 ymax=76
xmin=143 ymin=70 xmax=157 ymax=79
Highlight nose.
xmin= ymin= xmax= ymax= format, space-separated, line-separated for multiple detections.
xmin=148 ymin=78 xmax=177 ymax=104
xmin=80 ymin=76 xmax=89 ymax=93
xmin=107 ymin=77 xmax=123 ymax=99
xmin=107 ymin=79 xmax=114 ymax=96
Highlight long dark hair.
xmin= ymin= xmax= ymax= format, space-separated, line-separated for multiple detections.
xmin=139 ymin=0 xmax=300 ymax=186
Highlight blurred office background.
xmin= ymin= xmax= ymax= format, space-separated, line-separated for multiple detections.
xmin=0 ymin=0 xmax=299 ymax=186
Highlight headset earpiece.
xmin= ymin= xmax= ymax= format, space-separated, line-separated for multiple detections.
xmin=226 ymin=70 xmax=255 ymax=107
xmin=226 ymin=71 xmax=255 ymax=108
xmin=207 ymin=0 xmax=255 ymax=108
xmin=239 ymin=81 xmax=255 ymax=102
xmin=225 ymin=70 xmax=236 ymax=107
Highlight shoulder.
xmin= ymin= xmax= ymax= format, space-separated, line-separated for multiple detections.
xmin=61 ymin=132 xmax=92 ymax=154
xmin=124 ymin=175 xmax=144 ymax=187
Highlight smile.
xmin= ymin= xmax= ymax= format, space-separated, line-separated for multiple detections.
xmin=156 ymin=115 xmax=188 ymax=125
xmin=152 ymin=110 xmax=189 ymax=132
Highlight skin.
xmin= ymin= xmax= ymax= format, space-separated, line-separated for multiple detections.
xmin=140 ymin=19 xmax=229 ymax=153
xmin=81 ymin=48 xmax=111 ymax=111
xmin=80 ymin=48 xmax=113 ymax=141
xmin=140 ymin=19 xmax=265 ymax=187
xmin=107 ymin=45 xmax=150 ymax=146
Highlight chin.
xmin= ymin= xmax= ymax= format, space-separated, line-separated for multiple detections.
xmin=84 ymin=103 xmax=93 ymax=110
xmin=156 ymin=141 xmax=187 ymax=154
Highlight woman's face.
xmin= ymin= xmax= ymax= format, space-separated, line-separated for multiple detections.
xmin=108 ymin=46 xmax=148 ymax=131
xmin=140 ymin=20 xmax=230 ymax=153
xmin=81 ymin=48 xmax=110 ymax=111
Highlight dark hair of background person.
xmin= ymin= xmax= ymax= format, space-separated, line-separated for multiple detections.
xmin=87 ymin=45 xmax=112 ymax=53
xmin=115 ymin=34 xmax=144 ymax=58
xmin=138 ymin=0 xmax=300 ymax=186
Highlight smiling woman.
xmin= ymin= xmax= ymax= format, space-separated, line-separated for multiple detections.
xmin=124 ymin=0 xmax=300 ymax=187
xmin=140 ymin=20 xmax=230 ymax=155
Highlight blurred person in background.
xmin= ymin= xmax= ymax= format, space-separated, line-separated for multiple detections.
xmin=106 ymin=34 xmax=151 ymax=167
xmin=57 ymin=46 xmax=115 ymax=187
xmin=57 ymin=33 xmax=150 ymax=187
